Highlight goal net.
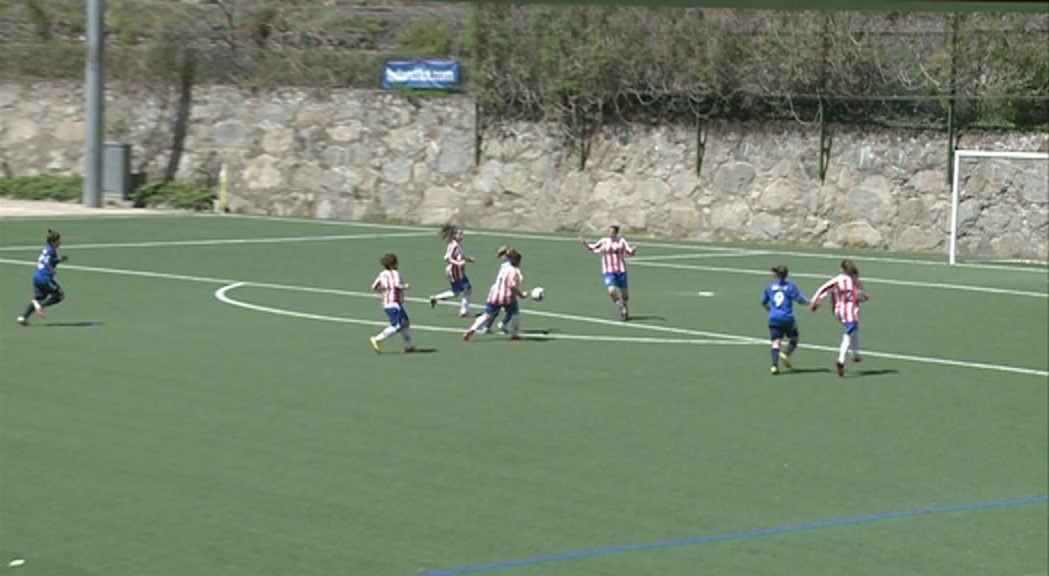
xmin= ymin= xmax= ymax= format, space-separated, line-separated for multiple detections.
xmin=949 ymin=149 xmax=1049 ymax=266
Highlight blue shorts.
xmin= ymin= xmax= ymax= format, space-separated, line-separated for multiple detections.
xmin=603 ymin=272 xmax=628 ymax=290
xmin=450 ymin=277 xmax=471 ymax=294
xmin=33 ymin=278 xmax=63 ymax=301
xmin=768 ymin=321 xmax=799 ymax=341
xmin=843 ymin=322 xmax=859 ymax=335
xmin=384 ymin=305 xmax=409 ymax=329
xmin=484 ymin=300 xmax=518 ymax=317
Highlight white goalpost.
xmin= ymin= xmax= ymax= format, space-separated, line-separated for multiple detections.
xmin=949 ymin=149 xmax=1049 ymax=266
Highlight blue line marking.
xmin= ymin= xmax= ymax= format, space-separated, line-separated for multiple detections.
xmin=424 ymin=494 xmax=1048 ymax=575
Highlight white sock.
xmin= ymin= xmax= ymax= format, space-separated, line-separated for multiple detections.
xmin=838 ymin=334 xmax=851 ymax=363
xmin=434 ymin=290 xmax=457 ymax=301
xmin=851 ymin=332 xmax=860 ymax=357
xmin=469 ymin=314 xmax=489 ymax=332
xmin=401 ymin=327 xmax=414 ymax=347
xmin=510 ymin=313 xmax=520 ymax=336
xmin=614 ymin=298 xmax=624 ymax=310
xmin=459 ymin=292 xmax=471 ymax=315
xmin=376 ymin=325 xmax=398 ymax=341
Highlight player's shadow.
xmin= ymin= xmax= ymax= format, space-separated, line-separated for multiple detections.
xmin=38 ymin=321 xmax=105 ymax=328
xmin=404 ymin=347 xmax=438 ymax=354
xmin=851 ymin=368 xmax=899 ymax=378
xmin=625 ymin=315 xmax=666 ymax=323
xmin=780 ymin=367 xmax=834 ymax=375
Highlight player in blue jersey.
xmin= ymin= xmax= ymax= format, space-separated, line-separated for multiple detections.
xmin=761 ymin=265 xmax=808 ymax=375
xmin=17 ymin=229 xmax=69 ymax=326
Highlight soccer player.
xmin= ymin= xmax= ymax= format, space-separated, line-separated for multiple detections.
xmin=761 ymin=265 xmax=809 ymax=375
xmin=463 ymin=249 xmax=529 ymax=341
xmin=17 ymin=229 xmax=68 ymax=326
xmin=482 ymin=245 xmax=516 ymax=335
xmin=810 ymin=259 xmax=870 ymax=377
xmin=428 ymin=224 xmax=476 ymax=317
xmin=579 ymin=224 xmax=637 ymax=321
xmin=369 ymin=253 xmax=416 ymax=354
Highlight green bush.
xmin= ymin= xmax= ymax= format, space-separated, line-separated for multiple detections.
xmin=0 ymin=176 xmax=82 ymax=201
xmin=0 ymin=175 xmax=215 ymax=210
xmin=130 ymin=181 xmax=215 ymax=210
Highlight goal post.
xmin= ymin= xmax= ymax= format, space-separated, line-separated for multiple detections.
xmin=949 ymin=149 xmax=1049 ymax=266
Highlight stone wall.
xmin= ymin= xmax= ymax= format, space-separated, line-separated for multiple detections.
xmin=1 ymin=81 xmax=1046 ymax=260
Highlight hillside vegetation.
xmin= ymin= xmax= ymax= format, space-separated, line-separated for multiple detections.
xmin=1 ymin=0 xmax=1045 ymax=129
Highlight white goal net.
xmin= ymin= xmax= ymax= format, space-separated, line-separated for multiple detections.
xmin=949 ymin=150 xmax=1049 ymax=266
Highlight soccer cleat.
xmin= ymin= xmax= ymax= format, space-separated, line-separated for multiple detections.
xmin=16 ymin=316 xmax=27 ymax=326
xmin=770 ymin=366 xmax=780 ymax=375
xmin=31 ymin=300 xmax=45 ymax=318
xmin=369 ymin=337 xmax=382 ymax=354
xmin=458 ymin=311 xmax=472 ymax=318
xmin=779 ymin=351 xmax=793 ymax=369
xmin=463 ymin=330 xmax=475 ymax=342
xmin=620 ymin=308 xmax=630 ymax=322
xmin=497 ymin=321 xmax=508 ymax=335
xmin=836 ymin=362 xmax=845 ymax=377
xmin=429 ymin=296 xmax=437 ymax=309
xmin=851 ymin=354 xmax=863 ymax=363
xmin=510 ymin=334 xmax=521 ymax=341
xmin=404 ymin=346 xmax=417 ymax=353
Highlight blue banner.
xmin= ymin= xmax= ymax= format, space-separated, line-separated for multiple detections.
xmin=382 ymin=60 xmax=460 ymax=90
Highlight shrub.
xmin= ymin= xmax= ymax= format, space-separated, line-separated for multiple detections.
xmin=0 ymin=176 xmax=82 ymax=201
xmin=130 ymin=180 xmax=215 ymax=210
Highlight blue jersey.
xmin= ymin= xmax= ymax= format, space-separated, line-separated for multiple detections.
xmin=34 ymin=243 xmax=60 ymax=283
xmin=762 ymin=280 xmax=808 ymax=324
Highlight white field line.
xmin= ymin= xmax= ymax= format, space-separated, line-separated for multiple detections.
xmin=0 ymin=233 xmax=1041 ymax=298
xmin=632 ymin=251 xmax=771 ymax=261
xmin=4 ymin=258 xmax=1040 ymax=377
xmin=0 ymin=231 xmax=432 ymax=252
xmin=633 ymin=260 xmax=1048 ymax=299
xmin=3 ymin=210 xmax=1046 ymax=274
xmin=212 ymin=213 xmax=1049 ymax=274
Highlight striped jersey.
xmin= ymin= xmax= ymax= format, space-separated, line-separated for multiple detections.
xmin=811 ymin=273 xmax=868 ymax=324
xmin=372 ymin=269 xmax=406 ymax=309
xmin=486 ymin=264 xmax=523 ymax=305
xmin=586 ymin=237 xmax=636 ymax=274
xmin=444 ymin=240 xmax=467 ymax=283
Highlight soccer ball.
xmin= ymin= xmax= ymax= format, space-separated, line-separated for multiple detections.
xmin=530 ymin=286 xmax=545 ymax=302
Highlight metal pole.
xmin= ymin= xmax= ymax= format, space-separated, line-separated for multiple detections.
xmin=83 ymin=0 xmax=105 ymax=208
xmin=948 ymin=148 xmax=960 ymax=266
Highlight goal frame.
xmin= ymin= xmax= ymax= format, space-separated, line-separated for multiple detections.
xmin=949 ymin=149 xmax=1049 ymax=266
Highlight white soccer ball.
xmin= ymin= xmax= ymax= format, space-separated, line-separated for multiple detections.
xmin=530 ymin=286 xmax=545 ymax=301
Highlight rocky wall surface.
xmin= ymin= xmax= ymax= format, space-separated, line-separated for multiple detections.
xmin=1 ymin=81 xmax=1046 ymax=260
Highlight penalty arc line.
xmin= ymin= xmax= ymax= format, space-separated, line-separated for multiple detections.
xmin=217 ymin=281 xmax=1049 ymax=378
xmin=214 ymin=283 xmax=751 ymax=347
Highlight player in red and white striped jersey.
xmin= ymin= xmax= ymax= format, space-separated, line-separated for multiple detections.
xmin=369 ymin=253 xmax=416 ymax=354
xmin=579 ymin=225 xmax=637 ymax=321
xmin=428 ymin=224 xmax=476 ymax=317
xmin=811 ymin=259 xmax=870 ymax=376
xmin=463 ymin=249 xmax=529 ymax=341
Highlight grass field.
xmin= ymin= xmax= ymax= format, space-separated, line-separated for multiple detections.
xmin=1 ymin=213 xmax=1046 ymax=576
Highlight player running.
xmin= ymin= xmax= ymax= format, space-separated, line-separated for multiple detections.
xmin=579 ymin=224 xmax=637 ymax=321
xmin=428 ymin=224 xmax=476 ymax=318
xmin=761 ymin=265 xmax=809 ymax=375
xmin=369 ymin=253 xmax=416 ymax=354
xmin=810 ymin=259 xmax=870 ymax=377
xmin=17 ymin=229 xmax=69 ymax=326
xmin=463 ymin=249 xmax=529 ymax=342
